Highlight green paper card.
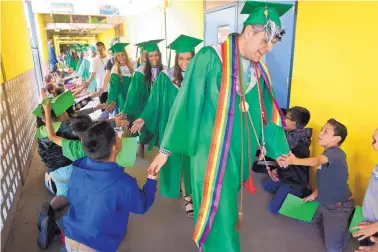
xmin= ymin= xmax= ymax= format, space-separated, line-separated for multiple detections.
xmin=116 ymin=137 xmax=137 ymax=168
xmin=349 ymin=206 xmax=363 ymax=233
xmin=51 ymin=90 xmax=75 ymax=116
xmin=32 ymin=98 xmax=52 ymax=118
xmin=279 ymin=194 xmax=320 ymax=222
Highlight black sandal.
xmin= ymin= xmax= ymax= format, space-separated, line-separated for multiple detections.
xmin=184 ymin=198 xmax=194 ymax=219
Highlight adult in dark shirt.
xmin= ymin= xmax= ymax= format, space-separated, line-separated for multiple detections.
xmin=280 ymin=118 xmax=353 ymax=252
xmin=263 ymin=106 xmax=312 ymax=214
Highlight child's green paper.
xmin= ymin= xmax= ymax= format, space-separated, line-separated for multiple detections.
xmin=278 ymin=194 xmax=320 ymax=222
xmin=32 ymin=97 xmax=52 ymax=118
xmin=349 ymin=205 xmax=363 ymax=233
xmin=116 ymin=137 xmax=138 ymax=168
xmin=51 ymin=90 xmax=75 ymax=116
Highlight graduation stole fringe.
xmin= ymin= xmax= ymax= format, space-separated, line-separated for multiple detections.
xmin=257 ymin=61 xmax=286 ymax=128
xmin=192 ymin=34 xmax=238 ymax=251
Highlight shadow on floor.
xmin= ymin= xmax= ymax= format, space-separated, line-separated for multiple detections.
xmin=4 ymin=151 xmax=358 ymax=252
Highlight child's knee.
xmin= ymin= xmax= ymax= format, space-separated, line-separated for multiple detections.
xmin=262 ymin=179 xmax=278 ymax=193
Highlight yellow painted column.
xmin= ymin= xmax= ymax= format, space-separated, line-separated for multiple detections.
xmin=96 ymin=28 xmax=116 ymax=50
xmin=290 ymin=1 xmax=378 ymax=204
xmin=1 ymin=0 xmax=34 ymax=81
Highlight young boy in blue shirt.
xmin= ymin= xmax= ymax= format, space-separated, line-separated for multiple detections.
xmin=63 ymin=120 xmax=157 ymax=252
xmin=280 ymin=119 xmax=354 ymax=252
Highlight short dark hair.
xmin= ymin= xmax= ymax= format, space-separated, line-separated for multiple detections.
xmin=95 ymin=42 xmax=105 ymax=48
xmin=287 ymin=106 xmax=311 ymax=129
xmin=70 ymin=114 xmax=93 ymax=138
xmin=82 ymin=121 xmax=116 ymax=161
xmin=327 ymin=118 xmax=348 ymax=145
xmin=37 ymin=107 xmax=58 ymax=128
xmin=55 ymin=87 xmax=65 ymax=96
xmin=241 ymin=25 xmax=285 ymax=42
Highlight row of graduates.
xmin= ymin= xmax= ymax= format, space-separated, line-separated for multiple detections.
xmin=105 ymin=35 xmax=203 ymax=214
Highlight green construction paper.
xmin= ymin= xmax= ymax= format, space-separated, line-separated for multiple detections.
xmin=32 ymin=98 xmax=52 ymax=118
xmin=278 ymin=194 xmax=320 ymax=222
xmin=36 ymin=122 xmax=62 ymax=139
xmin=349 ymin=206 xmax=363 ymax=233
xmin=50 ymin=90 xmax=75 ymax=116
xmin=116 ymin=137 xmax=138 ymax=168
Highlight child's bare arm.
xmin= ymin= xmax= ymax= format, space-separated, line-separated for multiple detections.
xmin=42 ymin=102 xmax=63 ymax=146
xmin=278 ymin=151 xmax=328 ymax=167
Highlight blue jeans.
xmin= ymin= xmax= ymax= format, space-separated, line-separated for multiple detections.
xmin=49 ymin=165 xmax=73 ymax=197
xmin=262 ymin=180 xmax=302 ymax=215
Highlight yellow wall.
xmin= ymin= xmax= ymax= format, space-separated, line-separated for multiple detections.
xmin=35 ymin=13 xmax=48 ymax=63
xmin=291 ymin=1 xmax=378 ymax=204
xmin=122 ymin=1 xmax=204 ymax=65
xmin=96 ymin=28 xmax=116 ymax=50
xmin=1 ymin=1 xmax=34 ymax=81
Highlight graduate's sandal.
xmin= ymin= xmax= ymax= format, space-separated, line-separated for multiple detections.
xmin=184 ymin=198 xmax=194 ymax=218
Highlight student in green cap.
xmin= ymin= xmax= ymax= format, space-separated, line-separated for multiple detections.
xmin=68 ymin=45 xmax=79 ymax=70
xmin=75 ymin=45 xmax=84 ymax=72
xmin=77 ymin=45 xmax=97 ymax=92
xmin=148 ymin=1 xmax=292 ymax=251
xmin=131 ymin=34 xmax=202 ymax=217
xmin=106 ymin=43 xmax=134 ymax=112
xmin=123 ymin=39 xmax=166 ymax=158
xmin=135 ymin=41 xmax=149 ymax=68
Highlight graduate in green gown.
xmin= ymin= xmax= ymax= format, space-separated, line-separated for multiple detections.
xmin=75 ymin=45 xmax=84 ymax=72
xmin=148 ymin=1 xmax=293 ymax=251
xmin=131 ymin=35 xmax=202 ymax=217
xmin=123 ymin=39 xmax=166 ymax=157
xmin=106 ymin=43 xmax=134 ymax=113
xmin=76 ymin=45 xmax=97 ymax=92
xmin=135 ymin=41 xmax=148 ymax=68
xmin=68 ymin=45 xmax=79 ymax=71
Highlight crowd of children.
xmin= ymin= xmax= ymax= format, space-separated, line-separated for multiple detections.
xmin=34 ymin=15 xmax=377 ymax=252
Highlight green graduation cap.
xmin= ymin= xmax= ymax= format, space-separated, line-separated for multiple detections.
xmin=134 ymin=40 xmax=149 ymax=58
xmin=167 ymin=35 xmax=202 ymax=53
xmin=111 ymin=43 xmax=130 ymax=53
xmin=143 ymin=39 xmax=164 ymax=53
xmin=241 ymin=0 xmax=293 ymax=28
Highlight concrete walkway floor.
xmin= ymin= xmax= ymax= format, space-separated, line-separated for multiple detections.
xmin=4 ymin=150 xmax=358 ymax=252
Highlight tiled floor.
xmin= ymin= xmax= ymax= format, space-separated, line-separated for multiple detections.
xmin=4 ymin=150 xmax=358 ymax=252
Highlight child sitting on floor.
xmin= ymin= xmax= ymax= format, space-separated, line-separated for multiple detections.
xmin=36 ymin=102 xmax=78 ymax=250
xmin=352 ymin=129 xmax=378 ymax=251
xmin=279 ymin=118 xmax=354 ymax=252
xmin=262 ymin=106 xmax=312 ymax=214
xmin=63 ymin=120 xmax=157 ymax=252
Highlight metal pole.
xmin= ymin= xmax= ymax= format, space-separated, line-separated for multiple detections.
xmin=164 ymin=7 xmax=168 ymax=65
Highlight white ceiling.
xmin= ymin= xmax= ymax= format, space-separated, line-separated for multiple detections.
xmin=45 ymin=23 xmax=114 ymax=34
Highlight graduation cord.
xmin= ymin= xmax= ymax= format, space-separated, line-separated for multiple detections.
xmin=252 ymin=63 xmax=279 ymax=182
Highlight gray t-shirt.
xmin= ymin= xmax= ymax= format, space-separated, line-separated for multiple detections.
xmin=317 ymin=146 xmax=352 ymax=204
xmin=362 ymin=165 xmax=378 ymax=222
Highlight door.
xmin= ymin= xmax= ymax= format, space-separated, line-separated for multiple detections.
xmin=204 ymin=4 xmax=237 ymax=45
xmin=237 ymin=1 xmax=296 ymax=109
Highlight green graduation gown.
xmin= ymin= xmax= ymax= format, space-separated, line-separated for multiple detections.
xmin=123 ymin=65 xmax=166 ymax=142
xmin=140 ymin=69 xmax=191 ymax=198
xmin=160 ymin=45 xmax=290 ymax=252
xmin=68 ymin=55 xmax=78 ymax=70
xmin=75 ymin=57 xmax=83 ymax=72
xmin=107 ymin=66 xmax=133 ymax=110
xmin=76 ymin=57 xmax=97 ymax=92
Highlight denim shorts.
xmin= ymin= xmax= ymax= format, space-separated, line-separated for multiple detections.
xmin=49 ymin=164 xmax=73 ymax=197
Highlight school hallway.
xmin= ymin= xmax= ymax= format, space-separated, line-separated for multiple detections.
xmin=4 ymin=149 xmax=359 ymax=252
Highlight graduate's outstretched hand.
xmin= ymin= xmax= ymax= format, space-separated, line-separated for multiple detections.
xmin=148 ymin=153 xmax=168 ymax=174
xmin=355 ymin=236 xmax=378 ymax=252
xmin=114 ymin=113 xmax=129 ymax=128
xmin=353 ymin=222 xmax=378 ymax=241
xmin=131 ymin=118 xmax=145 ymax=134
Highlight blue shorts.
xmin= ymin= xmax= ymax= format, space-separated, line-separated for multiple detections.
xmin=49 ymin=164 xmax=73 ymax=197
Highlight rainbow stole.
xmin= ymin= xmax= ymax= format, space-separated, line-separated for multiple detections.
xmin=137 ymin=57 xmax=142 ymax=67
xmin=192 ymin=34 xmax=238 ymax=250
xmin=257 ymin=61 xmax=286 ymax=128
